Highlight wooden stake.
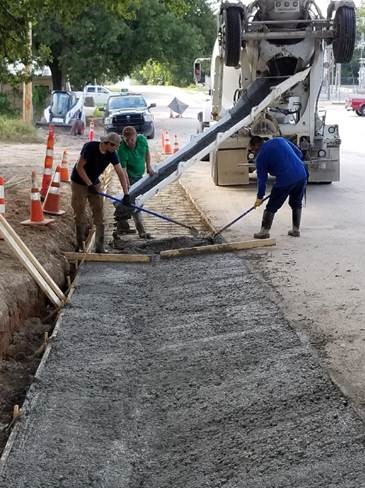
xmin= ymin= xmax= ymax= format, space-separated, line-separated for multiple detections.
xmin=0 ymin=215 xmax=64 ymax=306
xmin=160 ymin=238 xmax=276 ymax=259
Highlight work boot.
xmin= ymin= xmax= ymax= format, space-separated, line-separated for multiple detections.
xmin=95 ymin=224 xmax=108 ymax=253
xmin=133 ymin=213 xmax=152 ymax=239
xmin=75 ymin=224 xmax=86 ymax=252
xmin=288 ymin=208 xmax=302 ymax=237
xmin=254 ymin=210 xmax=275 ymax=239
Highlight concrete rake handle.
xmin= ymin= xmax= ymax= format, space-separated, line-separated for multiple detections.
xmin=97 ymin=191 xmax=201 ymax=235
xmin=213 ymin=195 xmax=270 ymax=237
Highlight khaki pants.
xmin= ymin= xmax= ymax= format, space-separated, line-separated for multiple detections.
xmin=71 ymin=181 xmax=103 ymax=226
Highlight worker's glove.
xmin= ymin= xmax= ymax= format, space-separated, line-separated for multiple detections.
xmin=254 ymin=198 xmax=264 ymax=208
xmin=88 ymin=184 xmax=98 ymax=194
xmin=122 ymin=194 xmax=131 ymax=206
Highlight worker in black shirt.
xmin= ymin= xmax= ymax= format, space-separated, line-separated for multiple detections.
xmin=71 ymin=132 xmax=129 ymax=253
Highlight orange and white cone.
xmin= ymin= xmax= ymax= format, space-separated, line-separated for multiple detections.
xmin=0 ymin=177 xmax=4 ymax=239
xmin=43 ymin=166 xmax=65 ymax=216
xmin=173 ymin=135 xmax=180 ymax=153
xmin=22 ymin=171 xmax=54 ymax=225
xmin=60 ymin=150 xmax=70 ymax=183
xmin=40 ymin=127 xmax=55 ymax=199
xmin=163 ymin=131 xmax=172 ymax=155
xmin=88 ymin=119 xmax=95 ymax=141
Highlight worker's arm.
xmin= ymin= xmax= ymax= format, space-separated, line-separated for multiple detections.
xmin=75 ymin=156 xmax=94 ymax=187
xmin=114 ymin=164 xmax=130 ymax=195
xmin=256 ymin=155 xmax=268 ymax=200
xmin=145 ymin=149 xmax=154 ymax=176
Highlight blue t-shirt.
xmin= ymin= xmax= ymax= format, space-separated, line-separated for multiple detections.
xmin=256 ymin=138 xmax=307 ymax=198
xmin=71 ymin=141 xmax=120 ymax=185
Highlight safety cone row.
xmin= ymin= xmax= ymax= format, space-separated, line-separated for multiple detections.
xmin=88 ymin=119 xmax=95 ymax=141
xmin=173 ymin=135 xmax=180 ymax=153
xmin=22 ymin=171 xmax=54 ymax=226
xmin=40 ymin=126 xmax=55 ymax=199
xmin=60 ymin=150 xmax=70 ymax=182
xmin=163 ymin=131 xmax=173 ymax=155
xmin=43 ymin=166 xmax=65 ymax=216
xmin=0 ymin=177 xmax=4 ymax=240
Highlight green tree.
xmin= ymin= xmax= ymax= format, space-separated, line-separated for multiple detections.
xmin=32 ymin=0 xmax=216 ymax=89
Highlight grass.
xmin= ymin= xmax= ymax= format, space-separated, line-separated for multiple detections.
xmin=0 ymin=116 xmax=41 ymax=143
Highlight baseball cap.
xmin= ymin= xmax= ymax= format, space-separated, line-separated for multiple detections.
xmin=100 ymin=132 xmax=121 ymax=145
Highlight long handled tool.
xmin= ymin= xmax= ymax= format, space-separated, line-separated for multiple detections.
xmin=97 ymin=191 xmax=201 ymax=236
xmin=212 ymin=195 xmax=270 ymax=238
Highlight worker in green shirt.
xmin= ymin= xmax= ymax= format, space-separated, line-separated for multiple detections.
xmin=117 ymin=126 xmax=154 ymax=238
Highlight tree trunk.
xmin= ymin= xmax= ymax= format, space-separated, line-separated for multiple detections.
xmin=49 ymin=60 xmax=63 ymax=90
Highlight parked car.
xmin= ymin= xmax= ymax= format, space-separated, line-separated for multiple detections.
xmin=345 ymin=95 xmax=365 ymax=116
xmin=103 ymin=93 xmax=156 ymax=139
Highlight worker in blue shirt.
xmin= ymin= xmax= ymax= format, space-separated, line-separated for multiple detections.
xmin=249 ymin=136 xmax=308 ymax=239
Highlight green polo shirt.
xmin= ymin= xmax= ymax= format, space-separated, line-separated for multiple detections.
xmin=117 ymin=134 xmax=149 ymax=180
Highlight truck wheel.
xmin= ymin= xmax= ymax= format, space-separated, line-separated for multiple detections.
xmin=333 ymin=7 xmax=356 ymax=64
xmin=222 ymin=7 xmax=242 ymax=67
xmin=356 ymin=106 xmax=365 ymax=117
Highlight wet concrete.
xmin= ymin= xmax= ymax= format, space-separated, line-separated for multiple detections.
xmin=112 ymin=234 xmax=220 ymax=254
xmin=1 ymin=252 xmax=365 ymax=487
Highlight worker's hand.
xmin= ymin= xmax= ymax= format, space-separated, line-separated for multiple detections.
xmin=88 ymin=184 xmax=98 ymax=195
xmin=254 ymin=198 xmax=264 ymax=208
xmin=147 ymin=167 xmax=154 ymax=177
xmin=122 ymin=194 xmax=131 ymax=206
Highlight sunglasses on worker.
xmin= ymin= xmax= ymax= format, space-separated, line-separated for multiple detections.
xmin=108 ymin=142 xmax=118 ymax=148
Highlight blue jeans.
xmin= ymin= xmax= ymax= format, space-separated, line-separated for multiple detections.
xmin=266 ymin=178 xmax=307 ymax=213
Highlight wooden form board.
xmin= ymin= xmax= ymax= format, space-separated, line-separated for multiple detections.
xmin=64 ymin=252 xmax=151 ymax=263
xmin=160 ymin=238 xmax=276 ymax=259
xmin=0 ymin=215 xmax=65 ymax=307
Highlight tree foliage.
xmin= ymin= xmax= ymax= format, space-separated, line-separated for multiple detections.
xmin=1 ymin=0 xmax=216 ymax=88
xmin=35 ymin=0 xmax=216 ymax=88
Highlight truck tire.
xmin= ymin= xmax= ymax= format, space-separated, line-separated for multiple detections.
xmin=333 ymin=7 xmax=356 ymax=64
xmin=356 ymin=106 xmax=365 ymax=116
xmin=222 ymin=7 xmax=242 ymax=67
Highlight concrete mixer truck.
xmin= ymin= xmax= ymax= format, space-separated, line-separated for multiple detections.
xmin=198 ymin=0 xmax=356 ymax=185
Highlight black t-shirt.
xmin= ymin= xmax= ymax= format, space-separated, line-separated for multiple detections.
xmin=71 ymin=141 xmax=120 ymax=185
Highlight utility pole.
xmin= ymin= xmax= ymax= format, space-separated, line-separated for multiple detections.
xmin=22 ymin=22 xmax=33 ymax=124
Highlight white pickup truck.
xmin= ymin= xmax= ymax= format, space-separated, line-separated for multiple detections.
xmin=83 ymin=85 xmax=113 ymax=106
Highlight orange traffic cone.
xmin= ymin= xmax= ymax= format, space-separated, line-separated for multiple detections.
xmin=22 ymin=171 xmax=54 ymax=225
xmin=40 ymin=127 xmax=55 ymax=199
xmin=43 ymin=166 xmax=65 ymax=216
xmin=160 ymin=131 xmax=165 ymax=151
xmin=164 ymin=131 xmax=172 ymax=155
xmin=0 ymin=176 xmax=4 ymax=240
xmin=88 ymin=119 xmax=95 ymax=141
xmin=173 ymin=135 xmax=180 ymax=153
xmin=60 ymin=150 xmax=70 ymax=183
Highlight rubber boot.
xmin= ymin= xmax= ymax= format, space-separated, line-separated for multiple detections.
xmin=254 ymin=210 xmax=275 ymax=239
xmin=133 ymin=212 xmax=152 ymax=239
xmin=95 ymin=224 xmax=108 ymax=253
xmin=75 ymin=224 xmax=86 ymax=252
xmin=117 ymin=218 xmax=136 ymax=235
xmin=288 ymin=208 xmax=302 ymax=237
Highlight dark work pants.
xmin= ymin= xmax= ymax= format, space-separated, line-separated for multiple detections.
xmin=266 ymin=178 xmax=307 ymax=214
